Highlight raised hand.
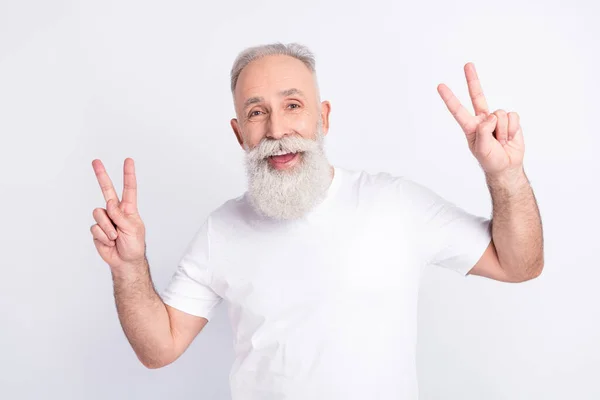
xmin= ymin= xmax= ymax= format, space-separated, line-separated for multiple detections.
xmin=90 ymin=158 xmax=146 ymax=270
xmin=437 ymin=62 xmax=525 ymax=177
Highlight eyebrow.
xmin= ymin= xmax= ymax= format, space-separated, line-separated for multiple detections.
xmin=243 ymin=88 xmax=307 ymax=110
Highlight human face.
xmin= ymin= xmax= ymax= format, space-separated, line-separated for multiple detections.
xmin=230 ymin=54 xmax=331 ymax=170
xmin=230 ymin=54 xmax=334 ymax=220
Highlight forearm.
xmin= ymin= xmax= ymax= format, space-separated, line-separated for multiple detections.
xmin=111 ymin=258 xmax=174 ymax=368
xmin=486 ymin=167 xmax=544 ymax=280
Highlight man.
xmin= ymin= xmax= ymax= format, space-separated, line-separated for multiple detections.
xmin=90 ymin=42 xmax=544 ymax=399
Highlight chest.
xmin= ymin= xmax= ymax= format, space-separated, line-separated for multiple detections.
xmin=210 ymin=215 xmax=421 ymax=323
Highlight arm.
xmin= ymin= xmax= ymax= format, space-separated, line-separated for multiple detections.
xmin=469 ymin=167 xmax=544 ymax=282
xmin=437 ymin=63 xmax=543 ymax=282
xmin=90 ymin=159 xmax=209 ymax=368
xmin=112 ymin=257 xmax=209 ymax=368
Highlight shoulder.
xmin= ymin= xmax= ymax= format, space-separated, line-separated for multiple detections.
xmin=334 ymin=166 xmax=413 ymax=215
xmin=337 ymin=166 xmax=402 ymax=192
xmin=340 ymin=167 xmax=450 ymax=215
xmin=357 ymin=168 xmax=443 ymax=203
xmin=205 ymin=192 xmax=251 ymax=230
xmin=342 ymin=166 xmax=417 ymax=201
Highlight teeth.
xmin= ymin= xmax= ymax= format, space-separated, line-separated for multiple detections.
xmin=272 ymin=150 xmax=294 ymax=156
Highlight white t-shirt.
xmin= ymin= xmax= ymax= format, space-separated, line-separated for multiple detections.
xmin=160 ymin=165 xmax=492 ymax=399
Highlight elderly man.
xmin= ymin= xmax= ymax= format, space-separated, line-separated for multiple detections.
xmin=90 ymin=42 xmax=543 ymax=399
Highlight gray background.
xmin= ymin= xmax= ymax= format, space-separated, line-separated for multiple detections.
xmin=1 ymin=0 xmax=598 ymax=399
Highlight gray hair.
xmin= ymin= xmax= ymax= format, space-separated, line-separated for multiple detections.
xmin=230 ymin=42 xmax=320 ymax=102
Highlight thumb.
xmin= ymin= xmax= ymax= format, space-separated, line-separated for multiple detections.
xmin=476 ymin=113 xmax=496 ymax=149
xmin=106 ymin=198 xmax=128 ymax=228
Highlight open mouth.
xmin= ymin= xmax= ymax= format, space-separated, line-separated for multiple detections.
xmin=267 ymin=151 xmax=301 ymax=169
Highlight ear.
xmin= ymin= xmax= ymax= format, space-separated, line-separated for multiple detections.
xmin=230 ymin=118 xmax=245 ymax=149
xmin=320 ymin=101 xmax=331 ymax=136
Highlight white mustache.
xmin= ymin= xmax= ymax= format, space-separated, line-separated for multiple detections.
xmin=246 ymin=134 xmax=322 ymax=164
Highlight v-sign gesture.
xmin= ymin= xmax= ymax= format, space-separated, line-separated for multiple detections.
xmin=91 ymin=158 xmax=147 ymax=270
xmin=437 ymin=62 xmax=525 ymax=177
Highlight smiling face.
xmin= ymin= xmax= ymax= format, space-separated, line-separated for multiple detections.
xmin=231 ymin=54 xmax=330 ymax=156
xmin=230 ymin=54 xmax=334 ymax=220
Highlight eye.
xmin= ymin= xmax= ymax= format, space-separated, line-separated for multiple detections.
xmin=288 ymin=103 xmax=301 ymax=109
xmin=249 ymin=110 xmax=262 ymax=117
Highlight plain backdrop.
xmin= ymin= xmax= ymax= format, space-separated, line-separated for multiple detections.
xmin=1 ymin=0 xmax=598 ymax=399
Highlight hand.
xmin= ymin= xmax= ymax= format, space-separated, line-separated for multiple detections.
xmin=437 ymin=62 xmax=525 ymax=177
xmin=90 ymin=158 xmax=146 ymax=270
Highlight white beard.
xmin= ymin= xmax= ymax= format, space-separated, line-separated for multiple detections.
xmin=243 ymin=119 xmax=332 ymax=220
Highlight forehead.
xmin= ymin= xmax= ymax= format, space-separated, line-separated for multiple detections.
xmin=234 ymin=55 xmax=316 ymax=108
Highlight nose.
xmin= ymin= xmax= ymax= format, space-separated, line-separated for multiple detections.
xmin=265 ymin=109 xmax=291 ymax=140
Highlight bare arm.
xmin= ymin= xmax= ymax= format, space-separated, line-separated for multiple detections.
xmin=111 ymin=257 xmax=173 ymax=368
xmin=91 ymin=159 xmax=208 ymax=368
xmin=111 ymin=256 xmax=209 ymax=368
xmin=486 ymin=167 xmax=544 ymax=280
xmin=437 ymin=63 xmax=543 ymax=282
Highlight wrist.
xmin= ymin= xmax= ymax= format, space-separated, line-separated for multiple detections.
xmin=110 ymin=257 xmax=149 ymax=281
xmin=485 ymin=166 xmax=528 ymax=194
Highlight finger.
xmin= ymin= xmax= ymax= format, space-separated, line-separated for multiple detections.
xmin=91 ymin=224 xmax=116 ymax=247
xmin=437 ymin=83 xmax=473 ymax=131
xmin=464 ymin=62 xmax=490 ymax=117
xmin=476 ymin=113 xmax=497 ymax=149
xmin=93 ymin=207 xmax=119 ymax=240
xmin=121 ymin=158 xmax=138 ymax=215
xmin=494 ymin=109 xmax=508 ymax=145
xmin=92 ymin=159 xmax=120 ymax=204
xmin=507 ymin=112 xmax=520 ymax=142
xmin=106 ymin=198 xmax=130 ymax=229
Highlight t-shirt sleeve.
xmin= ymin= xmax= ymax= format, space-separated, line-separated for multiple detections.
xmin=160 ymin=217 xmax=223 ymax=320
xmin=397 ymin=177 xmax=492 ymax=276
